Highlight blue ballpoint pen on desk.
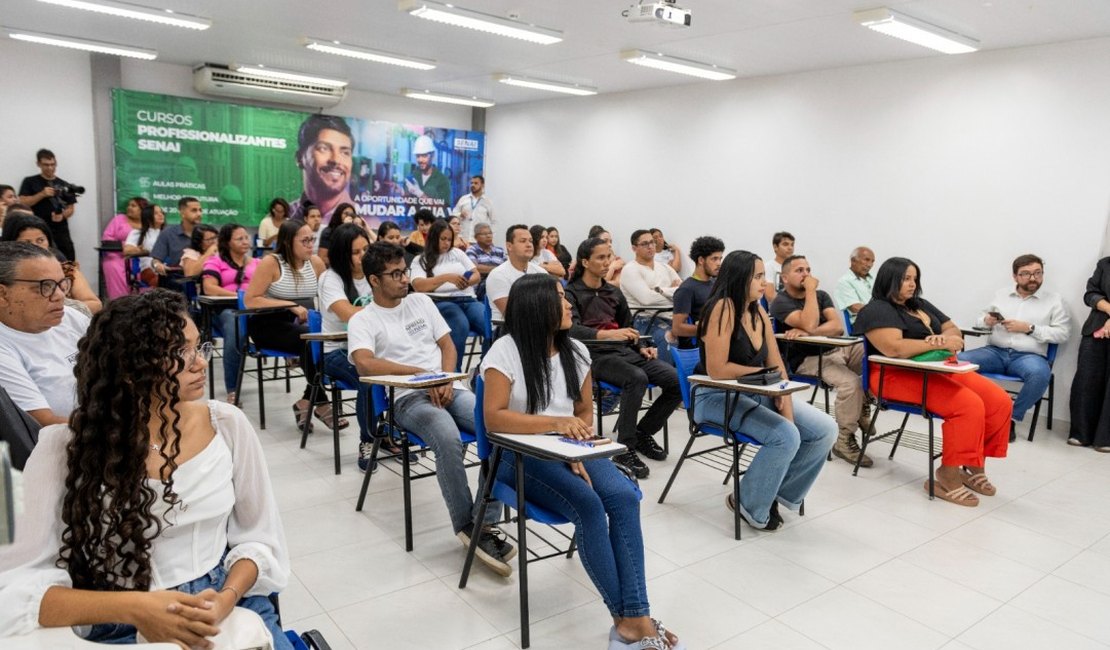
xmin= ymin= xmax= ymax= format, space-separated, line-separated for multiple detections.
xmin=411 ymin=372 xmax=448 ymax=382
xmin=778 ymin=381 xmax=789 ymax=389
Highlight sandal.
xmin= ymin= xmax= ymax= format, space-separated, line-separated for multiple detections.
xmin=314 ymin=403 xmax=350 ymax=430
xmin=960 ymin=468 xmax=997 ymax=496
xmin=925 ymin=480 xmax=979 ymax=507
xmin=293 ymin=404 xmax=313 ymax=432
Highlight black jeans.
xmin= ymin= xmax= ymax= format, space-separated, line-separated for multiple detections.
xmin=245 ymin=310 xmax=322 ymax=403
xmin=590 ymin=345 xmax=681 ymax=445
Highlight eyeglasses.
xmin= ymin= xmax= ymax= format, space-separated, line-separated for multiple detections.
xmin=297 ymin=236 xmax=316 ymax=247
xmin=635 ymin=240 xmax=656 ymax=248
xmin=178 ymin=342 xmax=214 ymax=367
xmin=377 ymin=268 xmax=410 ymax=282
xmin=1016 ymin=270 xmax=1044 ymax=279
xmin=8 ymin=277 xmax=73 ymax=298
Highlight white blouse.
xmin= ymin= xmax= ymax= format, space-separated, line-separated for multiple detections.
xmin=410 ymin=248 xmax=477 ymax=298
xmin=0 ymin=401 xmax=289 ymax=636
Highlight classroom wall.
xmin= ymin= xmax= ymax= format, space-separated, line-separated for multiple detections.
xmin=486 ymin=36 xmax=1110 ymax=425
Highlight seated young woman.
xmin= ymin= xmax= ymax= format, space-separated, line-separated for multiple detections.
xmin=317 ymin=202 xmax=359 ymax=267
xmin=180 ymin=223 xmax=219 ymax=278
xmin=1 ymin=213 xmax=102 ymax=315
xmin=448 ymin=214 xmax=470 ymax=251
xmin=201 ymin=222 xmax=261 ymax=405
xmin=481 ymin=273 xmax=685 ymax=650
xmin=315 ymin=223 xmax=376 ymax=472
xmin=409 ymin=218 xmax=485 ymax=370
xmin=694 ymin=250 xmax=837 ymax=530
xmin=377 ymin=220 xmax=421 ymax=266
xmin=0 ymin=290 xmax=291 ymax=648
xmin=854 ymin=257 xmax=1011 ymax=506
xmin=124 ymin=204 xmax=166 ymax=291
xmin=245 ymin=219 xmax=345 ymax=431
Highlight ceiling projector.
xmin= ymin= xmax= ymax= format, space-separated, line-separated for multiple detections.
xmin=627 ymin=1 xmax=692 ymax=27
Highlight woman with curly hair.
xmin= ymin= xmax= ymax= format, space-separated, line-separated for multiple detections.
xmin=0 ymin=290 xmax=291 ymax=648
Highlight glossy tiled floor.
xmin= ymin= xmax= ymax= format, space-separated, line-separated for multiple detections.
xmin=229 ymin=367 xmax=1110 ymax=650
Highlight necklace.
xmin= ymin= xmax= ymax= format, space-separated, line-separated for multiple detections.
xmin=150 ymin=443 xmax=160 ymax=452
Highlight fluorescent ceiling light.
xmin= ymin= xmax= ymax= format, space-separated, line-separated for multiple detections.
xmin=855 ymin=7 xmax=978 ymax=54
xmin=230 ymin=64 xmax=348 ymax=88
xmin=402 ymin=88 xmax=494 ymax=108
xmin=7 ymin=29 xmax=157 ymax=59
xmin=36 ymin=0 xmax=211 ymax=30
xmin=302 ymin=38 xmax=436 ymax=71
xmin=620 ymin=49 xmax=735 ymax=81
xmin=399 ymin=0 xmax=562 ymax=45
xmin=494 ymin=74 xmax=596 ymax=96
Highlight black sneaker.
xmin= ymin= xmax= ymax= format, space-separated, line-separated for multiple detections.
xmin=613 ymin=449 xmax=650 ymax=479
xmin=725 ymin=492 xmax=781 ymax=531
xmin=357 ymin=441 xmax=378 ymax=474
xmin=635 ymin=432 xmax=667 ymax=461
xmin=457 ymin=524 xmax=513 ymax=577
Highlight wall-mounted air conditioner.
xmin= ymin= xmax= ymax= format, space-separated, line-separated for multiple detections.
xmin=192 ymin=65 xmax=347 ymax=108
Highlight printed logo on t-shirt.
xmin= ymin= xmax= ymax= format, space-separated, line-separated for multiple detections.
xmin=405 ymin=317 xmax=429 ymax=339
xmin=66 ymin=351 xmax=79 ymax=365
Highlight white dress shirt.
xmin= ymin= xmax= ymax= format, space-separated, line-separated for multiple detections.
xmin=621 ymin=259 xmax=681 ymax=309
xmin=974 ymin=287 xmax=1070 ymax=356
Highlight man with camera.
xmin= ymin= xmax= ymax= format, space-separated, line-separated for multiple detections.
xmin=18 ymin=149 xmax=82 ymax=261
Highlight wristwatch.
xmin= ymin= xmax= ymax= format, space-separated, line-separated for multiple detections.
xmin=1028 ymin=324 xmax=1035 ymax=335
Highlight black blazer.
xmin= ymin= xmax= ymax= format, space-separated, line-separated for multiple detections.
xmin=1081 ymin=257 xmax=1110 ymax=337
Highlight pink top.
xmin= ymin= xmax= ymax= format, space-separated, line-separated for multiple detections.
xmin=102 ymin=213 xmax=134 ymax=244
xmin=202 ymin=255 xmax=260 ymax=292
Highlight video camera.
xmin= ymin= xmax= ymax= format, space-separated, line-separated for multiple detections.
xmin=52 ymin=180 xmax=86 ymax=204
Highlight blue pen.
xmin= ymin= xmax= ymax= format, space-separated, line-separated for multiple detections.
xmin=411 ymin=373 xmax=448 ymax=382
xmin=778 ymin=381 xmax=789 ymax=389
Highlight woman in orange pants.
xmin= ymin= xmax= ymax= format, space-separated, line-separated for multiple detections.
xmin=855 ymin=257 xmax=1011 ymax=507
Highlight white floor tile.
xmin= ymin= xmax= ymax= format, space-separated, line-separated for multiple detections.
xmin=1008 ymin=575 xmax=1110 ymax=644
xmin=711 ymin=619 xmax=827 ymax=649
xmin=900 ymin=536 xmax=1045 ymax=602
xmin=956 ymin=604 xmax=1108 ymax=650
xmin=687 ymin=545 xmax=836 ymax=617
xmin=293 ymin=540 xmax=436 ymax=610
xmin=778 ymin=587 xmax=950 ymax=650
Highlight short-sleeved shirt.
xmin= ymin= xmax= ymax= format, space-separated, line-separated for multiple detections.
xmin=257 ymin=216 xmax=280 ymax=243
xmin=202 ymin=255 xmax=259 ymax=294
xmin=346 ymin=293 xmax=464 ymax=402
xmin=672 ymin=276 xmax=714 ymax=349
xmin=769 ymin=289 xmax=836 ymax=370
xmin=0 ymin=307 xmax=89 ymax=416
xmin=317 ymin=269 xmax=371 ymax=353
xmin=835 ymin=271 xmax=874 ymax=327
xmin=485 ymin=261 xmax=547 ymax=321
xmin=125 ymin=228 xmax=161 ymax=272
xmin=465 ymin=243 xmax=506 ymax=271
xmin=481 ymin=336 xmax=591 ymax=417
xmin=410 ymin=249 xmax=477 ymax=298
xmin=18 ymin=174 xmax=75 ymax=227
xmin=854 ymin=298 xmax=950 ymax=355
xmin=151 ymin=224 xmax=192 ymax=266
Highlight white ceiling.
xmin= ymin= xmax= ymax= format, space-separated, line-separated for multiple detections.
xmin=5 ymin=0 xmax=1110 ymax=106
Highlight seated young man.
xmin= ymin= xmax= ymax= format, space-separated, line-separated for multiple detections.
xmin=671 ymin=235 xmax=724 ymax=349
xmin=769 ymin=255 xmax=871 ymax=467
xmin=565 ymin=237 xmax=682 ymax=479
xmin=485 ymin=224 xmax=546 ymax=323
xmin=348 ymin=242 xmax=515 ymax=575
xmin=0 ymin=242 xmax=90 ymax=426
xmin=620 ymin=229 xmax=682 ymax=364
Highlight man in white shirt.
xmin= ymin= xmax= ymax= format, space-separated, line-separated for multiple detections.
xmin=0 ymin=242 xmax=90 ymax=426
xmin=958 ymin=254 xmax=1071 ymax=439
xmin=621 ymin=229 xmax=681 ymax=363
xmin=834 ymin=246 xmax=876 ymax=328
xmin=485 ymin=224 xmax=545 ymax=322
xmin=348 ymin=242 xmax=514 ymax=576
xmin=451 ymin=175 xmax=494 ymax=240
xmin=763 ymin=231 xmax=794 ymax=303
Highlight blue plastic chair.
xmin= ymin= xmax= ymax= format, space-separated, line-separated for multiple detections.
xmin=354 ymin=380 xmax=478 ymax=552
xmin=233 ymin=290 xmax=302 ymax=430
xmin=976 ymin=343 xmax=1058 ymax=441
xmin=462 ymin=295 xmax=495 ymax=371
xmin=658 ymin=346 xmax=765 ymax=540
xmin=301 ymin=310 xmax=356 ymax=475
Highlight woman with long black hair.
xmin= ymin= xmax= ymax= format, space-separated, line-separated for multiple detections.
xmin=409 ymin=217 xmax=484 ymax=369
xmin=482 ymin=273 xmax=685 ymax=650
xmin=201 ymin=222 xmax=260 ymax=404
xmin=0 ymin=290 xmax=290 ymax=648
xmin=694 ymin=250 xmax=836 ymax=530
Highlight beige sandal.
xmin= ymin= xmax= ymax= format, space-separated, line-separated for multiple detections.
xmin=960 ymin=468 xmax=997 ymax=496
xmin=925 ymin=480 xmax=979 ymax=507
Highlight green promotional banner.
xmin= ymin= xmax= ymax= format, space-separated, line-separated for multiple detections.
xmin=112 ymin=89 xmax=485 ymax=229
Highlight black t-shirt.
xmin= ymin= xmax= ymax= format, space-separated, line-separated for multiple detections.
xmin=672 ymin=276 xmax=714 ymax=349
xmin=854 ymin=298 xmax=950 ymax=355
xmin=769 ymin=289 xmax=836 ymax=370
xmin=18 ymin=175 xmax=75 ymax=231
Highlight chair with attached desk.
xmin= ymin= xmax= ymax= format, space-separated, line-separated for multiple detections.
xmin=658 ymin=346 xmax=767 ymax=540
xmin=355 ymin=373 xmax=479 ymax=551
xmin=300 ymin=310 xmax=357 ymax=475
xmin=591 ymin=339 xmax=671 ymax=454
xmin=459 ymin=377 xmax=612 ymax=649
xmin=770 ymin=316 xmax=833 ymax=414
xmin=232 ymin=290 xmax=304 ymax=430
xmin=974 ymin=342 xmax=1058 ymax=442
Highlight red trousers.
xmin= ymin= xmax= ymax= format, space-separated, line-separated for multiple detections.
xmin=869 ymin=367 xmax=1011 ymax=467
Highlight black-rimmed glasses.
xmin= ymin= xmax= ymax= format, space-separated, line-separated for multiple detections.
xmin=8 ymin=277 xmax=73 ymax=298
xmin=1016 ymin=271 xmax=1044 ymax=279
xmin=378 ymin=268 xmax=410 ymax=282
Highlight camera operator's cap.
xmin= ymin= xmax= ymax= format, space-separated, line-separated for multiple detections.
xmin=413 ymin=135 xmax=435 ymax=156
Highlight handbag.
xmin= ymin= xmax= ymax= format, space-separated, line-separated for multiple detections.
xmin=736 ymin=367 xmax=783 ymax=386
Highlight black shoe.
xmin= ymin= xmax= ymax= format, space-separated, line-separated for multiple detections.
xmin=725 ymin=492 xmax=782 ymax=531
xmin=635 ymin=432 xmax=667 ymax=461
xmin=457 ymin=524 xmax=513 ymax=577
xmin=769 ymin=500 xmax=784 ymax=528
xmin=613 ymin=449 xmax=650 ymax=479
xmin=1009 ymin=420 xmax=1017 ymax=443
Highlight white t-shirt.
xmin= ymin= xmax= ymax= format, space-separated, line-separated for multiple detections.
xmin=481 ymin=336 xmax=591 ymax=417
xmin=765 ymin=258 xmax=783 ymax=294
xmin=347 ymin=293 xmax=466 ymax=401
xmin=317 ymin=269 xmax=371 ymax=353
xmin=125 ymin=227 xmax=162 ymax=271
xmin=485 ymin=260 xmax=547 ymax=322
xmin=451 ymin=193 xmax=494 ymax=239
xmin=410 ymin=248 xmax=477 ymax=298
xmin=0 ymin=306 xmax=89 ymax=417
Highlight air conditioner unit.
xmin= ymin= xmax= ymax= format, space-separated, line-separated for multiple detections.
xmin=193 ymin=65 xmax=347 ymax=108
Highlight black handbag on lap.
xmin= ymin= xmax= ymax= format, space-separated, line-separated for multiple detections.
xmin=736 ymin=368 xmax=783 ymax=386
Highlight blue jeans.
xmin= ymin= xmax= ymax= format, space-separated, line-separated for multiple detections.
xmin=394 ymin=388 xmax=501 ymax=533
xmin=496 ymin=452 xmax=649 ymax=618
xmin=633 ymin=313 xmax=674 ymax=367
xmin=323 ymin=348 xmax=371 ymax=443
xmin=433 ymin=296 xmax=487 ymax=371
xmin=83 ymin=561 xmax=293 ymax=649
xmin=693 ymin=389 xmax=836 ymax=527
xmin=214 ymin=308 xmax=243 ymax=395
xmin=958 ymin=345 xmax=1050 ymax=422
